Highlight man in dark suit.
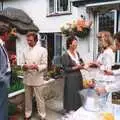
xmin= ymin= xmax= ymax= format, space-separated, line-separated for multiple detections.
xmin=0 ymin=25 xmax=11 ymax=120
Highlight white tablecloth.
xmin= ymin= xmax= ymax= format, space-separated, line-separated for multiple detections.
xmin=62 ymin=104 xmax=120 ymax=120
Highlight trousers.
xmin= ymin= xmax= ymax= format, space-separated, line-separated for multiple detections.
xmin=25 ymin=85 xmax=46 ymax=118
xmin=0 ymin=81 xmax=8 ymax=120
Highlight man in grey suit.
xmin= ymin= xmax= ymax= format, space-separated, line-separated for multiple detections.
xmin=0 ymin=25 xmax=11 ymax=120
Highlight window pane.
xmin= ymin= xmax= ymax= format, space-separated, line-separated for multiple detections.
xmin=57 ymin=0 xmax=68 ymax=12
xmin=99 ymin=12 xmax=114 ymax=35
xmin=49 ymin=0 xmax=55 ymax=13
xmin=55 ymin=34 xmax=62 ymax=56
xmin=53 ymin=34 xmax=62 ymax=65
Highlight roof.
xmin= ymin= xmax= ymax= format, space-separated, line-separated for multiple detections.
xmin=0 ymin=7 xmax=39 ymax=34
xmin=86 ymin=0 xmax=120 ymax=12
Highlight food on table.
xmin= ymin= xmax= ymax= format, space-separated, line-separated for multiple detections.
xmin=102 ymin=112 xmax=114 ymax=120
xmin=83 ymin=79 xmax=95 ymax=88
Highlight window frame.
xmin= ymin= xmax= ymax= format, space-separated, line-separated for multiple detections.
xmin=48 ymin=0 xmax=56 ymax=15
xmin=47 ymin=0 xmax=71 ymax=16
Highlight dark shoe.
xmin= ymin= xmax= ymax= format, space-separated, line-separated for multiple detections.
xmin=59 ymin=109 xmax=67 ymax=115
xmin=24 ymin=116 xmax=31 ymax=120
xmin=40 ymin=118 xmax=46 ymax=120
xmin=40 ymin=116 xmax=46 ymax=120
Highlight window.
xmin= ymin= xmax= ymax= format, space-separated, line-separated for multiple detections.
xmin=49 ymin=0 xmax=55 ymax=14
xmin=98 ymin=12 xmax=115 ymax=35
xmin=48 ymin=0 xmax=71 ymax=15
xmin=57 ymin=0 xmax=68 ymax=12
xmin=52 ymin=33 xmax=62 ymax=65
xmin=54 ymin=33 xmax=62 ymax=57
xmin=97 ymin=11 xmax=116 ymax=56
xmin=39 ymin=33 xmax=47 ymax=48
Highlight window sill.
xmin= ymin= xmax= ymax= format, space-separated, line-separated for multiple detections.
xmin=46 ymin=12 xmax=72 ymax=17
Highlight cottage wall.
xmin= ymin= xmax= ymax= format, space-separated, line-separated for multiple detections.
xmin=4 ymin=0 xmax=94 ymax=63
xmin=16 ymin=34 xmax=28 ymax=65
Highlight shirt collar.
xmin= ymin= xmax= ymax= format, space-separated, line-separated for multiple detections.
xmin=0 ymin=39 xmax=4 ymax=46
xmin=28 ymin=43 xmax=38 ymax=50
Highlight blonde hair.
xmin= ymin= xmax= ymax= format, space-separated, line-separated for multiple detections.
xmin=97 ymin=31 xmax=113 ymax=49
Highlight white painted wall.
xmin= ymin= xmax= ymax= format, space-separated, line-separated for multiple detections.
xmin=4 ymin=0 xmax=94 ymax=62
xmin=16 ymin=34 xmax=28 ymax=65
xmin=62 ymin=6 xmax=94 ymax=62
xmin=4 ymin=0 xmax=79 ymax=33
xmin=62 ymin=36 xmax=94 ymax=62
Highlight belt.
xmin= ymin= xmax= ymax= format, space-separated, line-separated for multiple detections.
xmin=95 ymin=80 xmax=114 ymax=84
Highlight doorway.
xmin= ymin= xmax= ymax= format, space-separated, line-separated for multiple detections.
xmin=40 ymin=33 xmax=62 ymax=70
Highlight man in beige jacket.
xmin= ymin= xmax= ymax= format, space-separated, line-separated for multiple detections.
xmin=22 ymin=32 xmax=47 ymax=120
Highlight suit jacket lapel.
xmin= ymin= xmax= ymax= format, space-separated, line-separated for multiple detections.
xmin=0 ymin=44 xmax=8 ymax=60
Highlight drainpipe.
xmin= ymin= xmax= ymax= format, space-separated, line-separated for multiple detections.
xmin=1 ymin=0 xmax=4 ymax=11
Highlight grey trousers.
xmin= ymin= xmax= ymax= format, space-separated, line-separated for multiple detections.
xmin=0 ymin=81 xmax=8 ymax=120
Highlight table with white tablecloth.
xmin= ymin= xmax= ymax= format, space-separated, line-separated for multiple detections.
xmin=61 ymin=104 xmax=120 ymax=120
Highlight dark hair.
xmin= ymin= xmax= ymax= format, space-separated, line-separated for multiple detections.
xmin=114 ymin=32 xmax=120 ymax=43
xmin=66 ymin=36 xmax=77 ymax=49
xmin=0 ymin=25 xmax=9 ymax=36
xmin=27 ymin=32 xmax=38 ymax=42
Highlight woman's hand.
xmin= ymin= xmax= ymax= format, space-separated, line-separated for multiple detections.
xmin=73 ymin=64 xmax=84 ymax=70
xmin=95 ymin=87 xmax=107 ymax=95
xmin=104 ymin=70 xmax=113 ymax=75
xmin=77 ymin=64 xmax=84 ymax=69
xmin=88 ymin=61 xmax=101 ymax=68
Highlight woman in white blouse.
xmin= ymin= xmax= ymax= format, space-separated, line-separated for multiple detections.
xmin=96 ymin=32 xmax=120 ymax=94
xmin=91 ymin=31 xmax=116 ymax=87
xmin=97 ymin=31 xmax=115 ymax=71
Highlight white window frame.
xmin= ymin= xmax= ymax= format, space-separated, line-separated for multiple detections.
xmin=116 ymin=11 xmax=120 ymax=63
xmin=47 ymin=0 xmax=71 ymax=15
xmin=48 ymin=0 xmax=56 ymax=15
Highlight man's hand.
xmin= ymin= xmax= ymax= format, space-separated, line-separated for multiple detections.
xmin=30 ymin=64 xmax=38 ymax=70
xmin=23 ymin=64 xmax=29 ymax=71
xmin=88 ymin=61 xmax=101 ymax=68
xmin=104 ymin=70 xmax=113 ymax=75
xmin=23 ymin=64 xmax=38 ymax=71
xmin=95 ymin=87 xmax=107 ymax=95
